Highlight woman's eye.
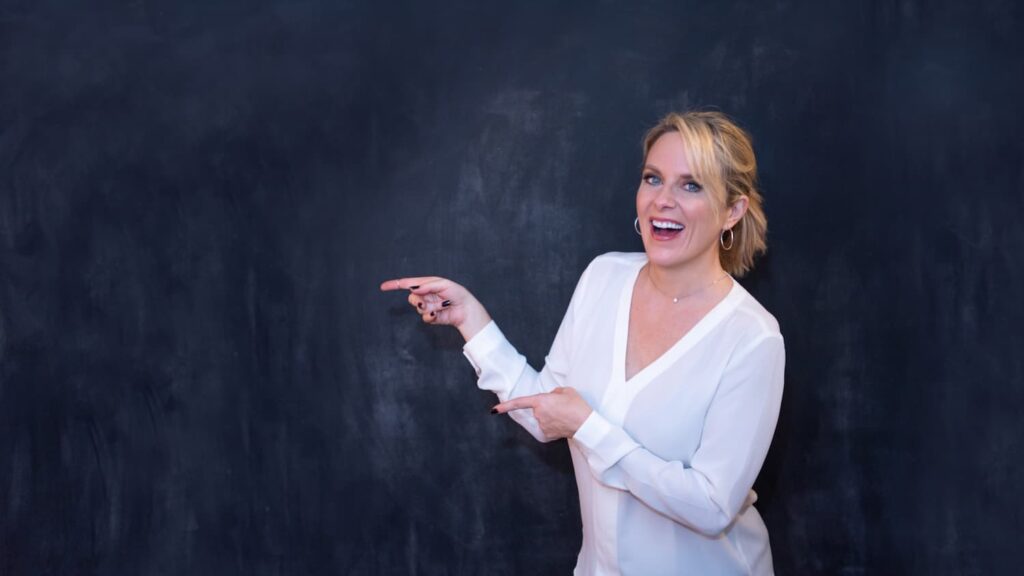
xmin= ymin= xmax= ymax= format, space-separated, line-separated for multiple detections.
xmin=643 ymin=174 xmax=662 ymax=186
xmin=682 ymin=181 xmax=703 ymax=193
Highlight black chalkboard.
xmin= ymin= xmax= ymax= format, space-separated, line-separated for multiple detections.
xmin=2 ymin=0 xmax=1022 ymax=574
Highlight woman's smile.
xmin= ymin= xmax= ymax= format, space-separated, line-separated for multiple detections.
xmin=650 ymin=218 xmax=686 ymax=241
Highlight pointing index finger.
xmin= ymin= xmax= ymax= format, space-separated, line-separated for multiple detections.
xmin=379 ymin=276 xmax=438 ymax=292
xmin=492 ymin=394 xmax=544 ymax=414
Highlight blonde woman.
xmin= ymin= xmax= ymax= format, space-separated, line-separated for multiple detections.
xmin=382 ymin=111 xmax=785 ymax=575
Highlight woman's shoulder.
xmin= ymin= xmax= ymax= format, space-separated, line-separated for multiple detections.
xmin=567 ymin=252 xmax=644 ymax=305
xmin=582 ymin=251 xmax=646 ymax=277
xmin=728 ymin=281 xmax=783 ymax=342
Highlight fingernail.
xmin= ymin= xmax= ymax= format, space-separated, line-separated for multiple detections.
xmin=430 ymin=311 xmax=435 ymax=317
xmin=417 ymin=302 xmax=424 ymax=309
xmin=409 ymin=285 xmax=419 ymax=289
xmin=490 ymin=408 xmax=498 ymax=415
xmin=441 ymin=300 xmax=451 ymax=307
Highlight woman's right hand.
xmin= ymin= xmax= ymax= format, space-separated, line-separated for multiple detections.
xmin=379 ymin=276 xmax=493 ymax=342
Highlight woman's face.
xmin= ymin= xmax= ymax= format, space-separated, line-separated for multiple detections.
xmin=636 ymin=133 xmax=730 ymax=271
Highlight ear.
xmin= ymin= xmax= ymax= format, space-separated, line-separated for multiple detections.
xmin=724 ymin=195 xmax=749 ymax=230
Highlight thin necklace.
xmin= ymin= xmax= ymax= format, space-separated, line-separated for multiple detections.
xmin=646 ymin=266 xmax=730 ymax=303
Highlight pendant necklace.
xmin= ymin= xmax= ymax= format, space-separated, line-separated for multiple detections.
xmin=647 ymin=266 xmax=730 ymax=303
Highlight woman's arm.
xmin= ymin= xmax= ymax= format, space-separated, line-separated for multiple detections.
xmin=572 ymin=334 xmax=785 ymax=536
xmin=381 ymin=263 xmax=594 ymax=442
xmin=462 ymin=303 xmax=581 ymax=441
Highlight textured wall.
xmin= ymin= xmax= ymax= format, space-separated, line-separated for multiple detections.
xmin=1 ymin=0 xmax=1022 ymax=574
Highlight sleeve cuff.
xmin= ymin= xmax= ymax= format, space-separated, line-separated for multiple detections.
xmin=573 ymin=411 xmax=641 ymax=477
xmin=573 ymin=410 xmax=613 ymax=447
xmin=461 ymin=320 xmax=505 ymax=375
xmin=461 ymin=321 xmax=528 ymax=400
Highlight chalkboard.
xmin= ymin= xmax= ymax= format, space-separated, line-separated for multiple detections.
xmin=2 ymin=0 xmax=1022 ymax=574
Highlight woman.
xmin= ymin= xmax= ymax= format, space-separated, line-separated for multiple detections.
xmin=381 ymin=111 xmax=785 ymax=575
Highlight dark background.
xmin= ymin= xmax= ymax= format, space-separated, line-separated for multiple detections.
xmin=2 ymin=0 xmax=1022 ymax=574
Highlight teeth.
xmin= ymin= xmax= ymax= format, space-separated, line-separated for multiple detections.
xmin=652 ymin=219 xmax=684 ymax=230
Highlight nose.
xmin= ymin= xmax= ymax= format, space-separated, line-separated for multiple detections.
xmin=654 ymin=185 xmax=677 ymax=209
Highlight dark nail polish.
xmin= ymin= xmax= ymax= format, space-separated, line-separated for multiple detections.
xmin=490 ymin=408 xmax=498 ymax=415
xmin=430 ymin=311 xmax=435 ymax=317
xmin=441 ymin=300 xmax=452 ymax=307
xmin=409 ymin=285 xmax=419 ymax=289
xmin=417 ymin=302 xmax=424 ymax=309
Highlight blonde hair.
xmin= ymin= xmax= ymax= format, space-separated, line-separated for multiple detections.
xmin=642 ymin=111 xmax=768 ymax=277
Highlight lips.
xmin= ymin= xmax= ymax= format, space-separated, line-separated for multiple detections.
xmin=649 ymin=218 xmax=685 ymax=241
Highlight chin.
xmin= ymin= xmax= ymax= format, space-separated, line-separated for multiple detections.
xmin=643 ymin=241 xmax=711 ymax=271
xmin=643 ymin=248 xmax=687 ymax=268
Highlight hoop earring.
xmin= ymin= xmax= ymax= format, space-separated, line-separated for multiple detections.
xmin=634 ymin=217 xmax=642 ymax=236
xmin=720 ymin=228 xmax=735 ymax=251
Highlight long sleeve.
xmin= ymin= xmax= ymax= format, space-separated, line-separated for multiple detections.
xmin=461 ymin=263 xmax=593 ymax=442
xmin=572 ymin=333 xmax=785 ymax=536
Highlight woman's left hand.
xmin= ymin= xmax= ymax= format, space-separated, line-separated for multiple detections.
xmin=492 ymin=387 xmax=593 ymax=440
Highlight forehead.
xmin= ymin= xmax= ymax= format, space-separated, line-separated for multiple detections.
xmin=646 ymin=132 xmax=693 ymax=175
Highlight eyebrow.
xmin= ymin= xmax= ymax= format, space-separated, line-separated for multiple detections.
xmin=642 ymin=165 xmax=698 ymax=181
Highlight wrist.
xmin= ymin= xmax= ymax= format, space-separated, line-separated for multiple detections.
xmin=572 ymin=407 xmax=593 ymax=435
xmin=457 ymin=305 xmax=492 ymax=342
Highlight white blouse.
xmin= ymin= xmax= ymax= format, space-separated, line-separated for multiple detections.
xmin=462 ymin=252 xmax=785 ymax=576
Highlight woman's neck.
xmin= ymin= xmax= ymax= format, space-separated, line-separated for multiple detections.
xmin=645 ymin=255 xmax=729 ymax=300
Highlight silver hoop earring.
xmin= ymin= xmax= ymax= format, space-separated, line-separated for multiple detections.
xmin=720 ymin=228 xmax=735 ymax=251
xmin=634 ymin=217 xmax=642 ymax=236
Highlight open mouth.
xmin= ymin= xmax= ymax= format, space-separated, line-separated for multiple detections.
xmin=650 ymin=218 xmax=685 ymax=241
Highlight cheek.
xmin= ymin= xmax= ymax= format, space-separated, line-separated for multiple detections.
xmin=636 ymin=186 xmax=667 ymax=214
xmin=635 ymin=187 xmax=650 ymax=208
xmin=680 ymin=196 xmax=717 ymax=223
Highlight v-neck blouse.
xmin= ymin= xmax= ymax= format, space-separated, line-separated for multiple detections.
xmin=463 ymin=252 xmax=785 ymax=576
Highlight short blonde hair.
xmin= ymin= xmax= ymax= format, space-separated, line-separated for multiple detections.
xmin=642 ymin=111 xmax=768 ymax=277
